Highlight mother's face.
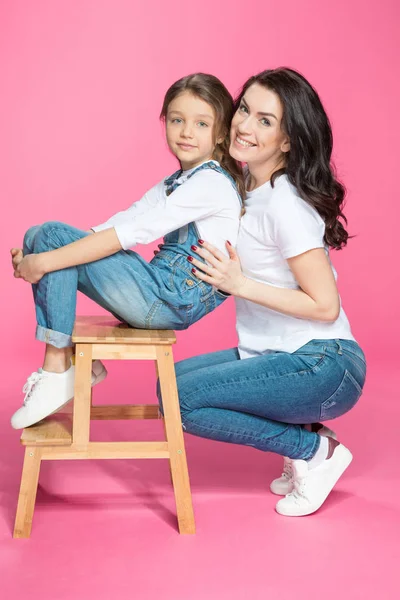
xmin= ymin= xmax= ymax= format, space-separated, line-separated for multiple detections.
xmin=229 ymin=83 xmax=290 ymax=168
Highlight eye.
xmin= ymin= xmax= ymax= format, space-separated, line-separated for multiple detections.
xmin=170 ymin=118 xmax=183 ymax=124
xmin=197 ymin=121 xmax=209 ymax=128
xmin=239 ymin=103 xmax=248 ymax=113
xmin=260 ymin=118 xmax=271 ymax=127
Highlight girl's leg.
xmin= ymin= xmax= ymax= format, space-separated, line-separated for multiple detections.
xmin=23 ymin=221 xmax=160 ymax=361
xmin=11 ymin=220 xmax=165 ymax=429
xmin=22 ymin=223 xmax=90 ymax=374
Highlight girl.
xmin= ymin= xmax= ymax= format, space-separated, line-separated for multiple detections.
xmin=11 ymin=73 xmax=243 ymax=430
xmin=164 ymin=68 xmax=367 ymax=517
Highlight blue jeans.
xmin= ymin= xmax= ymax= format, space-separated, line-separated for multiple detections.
xmin=23 ymin=221 xmax=226 ymax=347
xmin=158 ymin=339 xmax=366 ymax=460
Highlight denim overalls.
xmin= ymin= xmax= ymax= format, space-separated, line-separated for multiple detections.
xmin=23 ymin=161 xmax=242 ymax=348
xmin=148 ymin=160 xmax=242 ymax=328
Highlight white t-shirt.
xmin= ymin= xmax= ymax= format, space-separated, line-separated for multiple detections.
xmin=92 ymin=161 xmax=241 ymax=255
xmin=235 ymin=174 xmax=355 ymax=359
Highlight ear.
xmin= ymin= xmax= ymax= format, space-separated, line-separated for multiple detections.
xmin=216 ymin=136 xmax=225 ymax=145
xmin=281 ymin=136 xmax=290 ymax=153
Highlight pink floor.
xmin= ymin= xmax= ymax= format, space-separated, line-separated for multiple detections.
xmin=1 ymin=359 xmax=398 ymax=600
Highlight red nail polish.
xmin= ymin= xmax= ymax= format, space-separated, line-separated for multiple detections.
xmin=191 ymin=268 xmax=196 ymax=274
xmin=198 ymin=239 xmax=204 ymax=244
xmin=191 ymin=245 xmax=197 ymax=251
xmin=187 ymin=256 xmax=193 ymax=262
xmin=227 ymin=240 xmax=232 ymax=246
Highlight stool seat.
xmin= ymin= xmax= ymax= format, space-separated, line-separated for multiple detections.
xmin=14 ymin=316 xmax=195 ymax=538
xmin=73 ymin=316 xmax=176 ymax=344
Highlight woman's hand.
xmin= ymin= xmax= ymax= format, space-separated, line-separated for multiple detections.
xmin=189 ymin=240 xmax=248 ymax=296
xmin=14 ymin=254 xmax=47 ymax=284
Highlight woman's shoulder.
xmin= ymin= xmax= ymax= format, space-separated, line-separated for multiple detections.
xmin=269 ymin=175 xmax=323 ymax=223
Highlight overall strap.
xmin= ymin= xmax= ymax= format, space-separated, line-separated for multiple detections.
xmin=165 ymin=161 xmax=242 ymax=205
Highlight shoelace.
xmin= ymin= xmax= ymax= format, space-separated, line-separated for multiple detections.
xmin=287 ymin=476 xmax=309 ymax=504
xmin=22 ymin=371 xmax=48 ymax=405
xmin=282 ymin=460 xmax=293 ymax=481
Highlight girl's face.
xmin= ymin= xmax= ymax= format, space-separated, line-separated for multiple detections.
xmin=230 ymin=83 xmax=290 ymax=173
xmin=166 ymin=91 xmax=219 ymax=171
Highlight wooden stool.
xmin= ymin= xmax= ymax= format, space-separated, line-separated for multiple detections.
xmin=13 ymin=316 xmax=195 ymax=538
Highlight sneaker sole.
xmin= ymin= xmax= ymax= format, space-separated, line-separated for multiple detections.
xmin=275 ymin=445 xmax=353 ymax=517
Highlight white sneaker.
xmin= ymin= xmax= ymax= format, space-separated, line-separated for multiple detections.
xmin=11 ymin=360 xmax=107 ymax=429
xmin=275 ymin=443 xmax=353 ymax=517
xmin=269 ymin=425 xmax=337 ymax=496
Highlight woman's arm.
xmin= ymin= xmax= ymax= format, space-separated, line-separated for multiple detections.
xmin=16 ymin=228 xmax=122 ymax=284
xmin=191 ymin=241 xmax=340 ymax=322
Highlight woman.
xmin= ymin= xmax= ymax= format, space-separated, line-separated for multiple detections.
xmin=163 ymin=68 xmax=366 ymax=517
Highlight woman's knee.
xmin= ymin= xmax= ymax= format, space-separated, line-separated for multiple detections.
xmin=156 ymin=376 xmax=190 ymax=422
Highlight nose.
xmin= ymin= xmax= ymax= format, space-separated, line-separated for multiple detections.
xmin=181 ymin=122 xmax=194 ymax=138
xmin=236 ymin=114 xmax=252 ymax=136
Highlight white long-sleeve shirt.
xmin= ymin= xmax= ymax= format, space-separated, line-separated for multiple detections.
xmin=92 ymin=162 xmax=242 ymax=255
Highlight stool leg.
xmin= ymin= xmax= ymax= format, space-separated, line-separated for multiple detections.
xmin=161 ymin=415 xmax=174 ymax=485
xmin=73 ymin=343 xmax=93 ymax=448
xmin=13 ymin=446 xmax=42 ymax=538
xmin=156 ymin=362 xmax=173 ymax=485
xmin=156 ymin=346 xmax=195 ymax=535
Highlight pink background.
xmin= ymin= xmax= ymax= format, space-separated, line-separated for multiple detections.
xmin=0 ymin=1 xmax=398 ymax=599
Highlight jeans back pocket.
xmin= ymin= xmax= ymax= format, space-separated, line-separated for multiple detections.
xmin=320 ymin=369 xmax=363 ymax=421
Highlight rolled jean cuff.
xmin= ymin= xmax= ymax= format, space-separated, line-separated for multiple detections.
xmin=36 ymin=325 xmax=73 ymax=348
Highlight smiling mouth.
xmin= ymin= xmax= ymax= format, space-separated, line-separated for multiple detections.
xmin=235 ymin=136 xmax=255 ymax=148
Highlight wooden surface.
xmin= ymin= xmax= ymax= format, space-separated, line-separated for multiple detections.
xmin=21 ymin=416 xmax=72 ymax=446
xmin=90 ymin=405 xmax=159 ymax=420
xmin=41 ymin=442 xmax=169 ymax=460
xmin=92 ymin=344 xmax=157 ymax=360
xmin=72 ymin=316 xmax=176 ymax=344
xmin=72 ymin=343 xmax=92 ymax=448
xmin=13 ymin=447 xmax=42 ymax=538
xmin=15 ymin=319 xmax=195 ymax=537
xmin=156 ymin=346 xmax=195 ymax=534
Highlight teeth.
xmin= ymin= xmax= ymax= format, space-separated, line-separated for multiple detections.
xmin=236 ymin=136 xmax=254 ymax=147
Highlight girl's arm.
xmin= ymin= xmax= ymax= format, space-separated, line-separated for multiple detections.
xmin=43 ymin=228 xmax=122 ymax=272
xmin=191 ymin=242 xmax=340 ymax=322
xmin=16 ymin=171 xmax=236 ymax=283
xmin=16 ymin=228 xmax=122 ymax=284
xmin=92 ymin=171 xmax=238 ymax=250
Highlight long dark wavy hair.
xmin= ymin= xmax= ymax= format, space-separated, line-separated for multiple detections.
xmin=235 ymin=68 xmax=348 ymax=249
xmin=160 ymin=73 xmax=246 ymax=201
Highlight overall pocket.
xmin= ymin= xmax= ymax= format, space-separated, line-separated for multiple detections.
xmin=320 ymin=369 xmax=363 ymax=421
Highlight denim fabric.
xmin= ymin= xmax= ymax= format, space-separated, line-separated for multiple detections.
xmin=158 ymin=339 xmax=366 ymax=460
xmin=23 ymin=162 xmax=240 ymax=347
